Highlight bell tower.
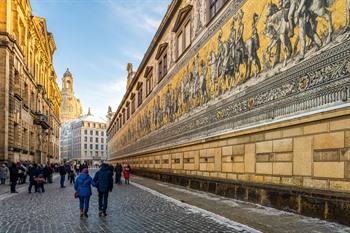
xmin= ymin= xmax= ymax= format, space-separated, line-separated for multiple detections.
xmin=62 ymin=68 xmax=73 ymax=94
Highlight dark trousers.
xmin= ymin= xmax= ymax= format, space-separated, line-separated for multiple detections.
xmin=0 ymin=178 xmax=5 ymax=184
xmin=28 ymin=180 xmax=37 ymax=193
xmin=10 ymin=179 xmax=16 ymax=192
xmin=60 ymin=175 xmax=65 ymax=187
xmin=79 ymin=196 xmax=90 ymax=212
xmin=37 ymin=183 xmax=45 ymax=193
xmin=98 ymin=191 xmax=109 ymax=212
xmin=115 ymin=174 xmax=121 ymax=184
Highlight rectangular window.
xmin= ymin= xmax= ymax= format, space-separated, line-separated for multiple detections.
xmin=185 ymin=21 xmax=191 ymax=48
xmin=131 ymin=97 xmax=136 ymax=114
xmin=127 ymin=103 xmax=130 ymax=120
xmin=101 ymin=138 xmax=104 ymax=143
xmin=84 ymin=144 xmax=87 ymax=149
xmin=84 ymin=137 xmax=87 ymax=142
xmin=146 ymin=74 xmax=153 ymax=96
xmin=209 ymin=0 xmax=228 ymax=21
xmin=96 ymin=131 xmax=99 ymax=136
xmin=95 ymin=138 xmax=98 ymax=143
xmin=84 ymin=130 xmax=88 ymax=135
xmin=90 ymin=130 xmax=93 ymax=135
xmin=95 ymin=144 xmax=98 ymax=150
xmin=101 ymin=145 xmax=104 ymax=150
xmin=101 ymin=131 xmax=104 ymax=136
xmin=163 ymin=54 xmax=167 ymax=74
xmin=90 ymin=144 xmax=93 ymax=150
xmin=177 ymin=32 xmax=183 ymax=57
xmin=158 ymin=60 xmax=163 ymax=80
xmin=137 ymin=84 xmax=143 ymax=107
xmin=90 ymin=137 xmax=93 ymax=143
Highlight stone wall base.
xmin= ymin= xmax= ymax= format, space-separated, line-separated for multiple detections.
xmin=133 ymin=169 xmax=350 ymax=226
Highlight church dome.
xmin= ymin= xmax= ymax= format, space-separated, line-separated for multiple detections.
xmin=63 ymin=68 xmax=72 ymax=77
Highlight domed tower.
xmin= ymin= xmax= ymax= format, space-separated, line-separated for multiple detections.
xmin=60 ymin=68 xmax=83 ymax=123
xmin=62 ymin=68 xmax=74 ymax=95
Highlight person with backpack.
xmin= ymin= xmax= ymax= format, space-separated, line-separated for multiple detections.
xmin=93 ymin=163 xmax=113 ymax=217
xmin=74 ymin=168 xmax=95 ymax=218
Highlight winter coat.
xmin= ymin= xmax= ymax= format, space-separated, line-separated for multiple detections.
xmin=9 ymin=165 xmax=18 ymax=182
xmin=28 ymin=166 xmax=40 ymax=181
xmin=74 ymin=173 xmax=95 ymax=197
xmin=58 ymin=165 xmax=67 ymax=176
xmin=114 ymin=164 xmax=123 ymax=175
xmin=0 ymin=166 xmax=9 ymax=179
xmin=123 ymin=167 xmax=130 ymax=180
xmin=93 ymin=164 xmax=113 ymax=193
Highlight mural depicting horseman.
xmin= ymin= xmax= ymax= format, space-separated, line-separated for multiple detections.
xmin=225 ymin=19 xmax=237 ymax=86
xmin=233 ymin=10 xmax=247 ymax=80
xmin=198 ymin=60 xmax=208 ymax=104
xmin=216 ymin=31 xmax=226 ymax=80
xmin=207 ymin=51 xmax=218 ymax=95
xmin=295 ymin=0 xmax=334 ymax=59
xmin=264 ymin=2 xmax=293 ymax=68
xmin=245 ymin=13 xmax=261 ymax=80
xmin=191 ymin=55 xmax=200 ymax=101
xmin=164 ymin=85 xmax=174 ymax=122
xmin=181 ymin=69 xmax=191 ymax=113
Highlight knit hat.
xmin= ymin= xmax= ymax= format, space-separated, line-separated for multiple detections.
xmin=82 ymin=168 xmax=88 ymax=174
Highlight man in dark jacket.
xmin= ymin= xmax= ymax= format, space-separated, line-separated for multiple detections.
xmin=58 ymin=163 xmax=67 ymax=188
xmin=93 ymin=163 xmax=113 ymax=216
xmin=114 ymin=163 xmax=123 ymax=185
xmin=28 ymin=164 xmax=40 ymax=193
xmin=9 ymin=163 xmax=18 ymax=193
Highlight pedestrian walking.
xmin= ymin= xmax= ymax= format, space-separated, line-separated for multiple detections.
xmin=28 ymin=164 xmax=40 ymax=193
xmin=0 ymin=163 xmax=9 ymax=185
xmin=93 ymin=163 xmax=113 ymax=217
xmin=69 ymin=170 xmax=76 ymax=184
xmin=58 ymin=163 xmax=67 ymax=188
xmin=9 ymin=162 xmax=18 ymax=193
xmin=123 ymin=164 xmax=131 ymax=185
xmin=114 ymin=163 xmax=122 ymax=185
xmin=74 ymin=168 xmax=95 ymax=218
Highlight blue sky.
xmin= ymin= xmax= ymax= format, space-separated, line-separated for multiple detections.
xmin=30 ymin=0 xmax=171 ymax=119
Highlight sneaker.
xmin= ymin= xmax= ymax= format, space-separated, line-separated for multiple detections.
xmin=84 ymin=212 xmax=88 ymax=218
xmin=103 ymin=212 xmax=107 ymax=217
xmin=98 ymin=210 xmax=103 ymax=217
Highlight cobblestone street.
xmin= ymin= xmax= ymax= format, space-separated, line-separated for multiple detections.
xmin=0 ymin=172 xmax=258 ymax=233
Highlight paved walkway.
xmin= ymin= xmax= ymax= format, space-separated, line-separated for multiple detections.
xmin=0 ymin=171 xmax=349 ymax=233
xmin=131 ymin=175 xmax=350 ymax=233
xmin=0 ymin=171 xmax=257 ymax=233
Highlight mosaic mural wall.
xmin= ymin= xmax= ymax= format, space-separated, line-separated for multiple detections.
xmin=112 ymin=0 xmax=350 ymax=157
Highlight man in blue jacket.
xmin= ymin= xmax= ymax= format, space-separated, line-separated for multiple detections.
xmin=93 ymin=163 xmax=113 ymax=216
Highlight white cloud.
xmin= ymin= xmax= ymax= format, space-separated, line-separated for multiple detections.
xmin=106 ymin=0 xmax=166 ymax=33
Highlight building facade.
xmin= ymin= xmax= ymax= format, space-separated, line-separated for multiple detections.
xmin=61 ymin=109 xmax=107 ymax=165
xmin=107 ymin=0 xmax=350 ymax=224
xmin=59 ymin=68 xmax=82 ymax=124
xmin=0 ymin=0 xmax=61 ymax=164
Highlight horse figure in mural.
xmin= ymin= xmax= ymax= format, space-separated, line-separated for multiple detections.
xmin=294 ymin=0 xmax=334 ymax=59
xmin=198 ymin=60 xmax=208 ymax=104
xmin=264 ymin=2 xmax=293 ymax=68
xmin=245 ymin=13 xmax=261 ymax=80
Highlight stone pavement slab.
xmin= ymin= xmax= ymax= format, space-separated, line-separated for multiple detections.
xmin=0 ymin=170 xmax=259 ymax=233
xmin=130 ymin=175 xmax=350 ymax=233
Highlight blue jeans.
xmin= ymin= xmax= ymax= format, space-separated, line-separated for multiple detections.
xmin=60 ymin=175 xmax=65 ymax=187
xmin=98 ymin=191 xmax=109 ymax=212
xmin=79 ymin=196 xmax=90 ymax=212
